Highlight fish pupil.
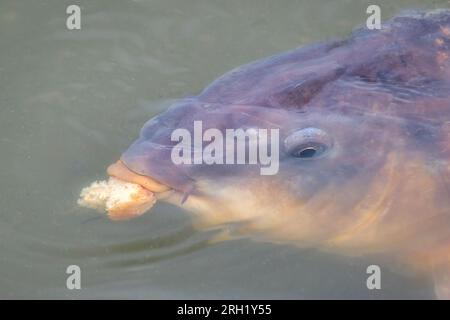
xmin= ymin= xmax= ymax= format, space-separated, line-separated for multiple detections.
xmin=298 ymin=147 xmax=317 ymax=158
xmin=300 ymin=148 xmax=317 ymax=158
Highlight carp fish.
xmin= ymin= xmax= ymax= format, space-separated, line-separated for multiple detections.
xmin=89 ymin=10 xmax=450 ymax=298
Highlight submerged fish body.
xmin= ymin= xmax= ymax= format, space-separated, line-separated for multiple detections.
xmin=108 ymin=11 xmax=450 ymax=298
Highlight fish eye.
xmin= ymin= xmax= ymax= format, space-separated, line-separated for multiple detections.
xmin=284 ymin=127 xmax=332 ymax=159
xmin=289 ymin=142 xmax=328 ymax=158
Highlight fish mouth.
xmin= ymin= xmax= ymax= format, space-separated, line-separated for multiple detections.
xmin=107 ymin=160 xmax=171 ymax=194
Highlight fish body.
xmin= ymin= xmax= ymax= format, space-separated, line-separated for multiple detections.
xmin=105 ymin=10 xmax=450 ymax=298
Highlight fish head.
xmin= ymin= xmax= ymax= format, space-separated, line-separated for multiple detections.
xmin=108 ymin=10 xmax=450 ymax=245
xmin=109 ymin=97 xmax=397 ymax=237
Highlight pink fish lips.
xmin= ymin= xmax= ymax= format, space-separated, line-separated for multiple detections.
xmin=77 ymin=160 xmax=170 ymax=220
xmin=107 ymin=160 xmax=170 ymax=194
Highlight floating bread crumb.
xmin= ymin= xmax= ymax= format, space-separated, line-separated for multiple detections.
xmin=78 ymin=177 xmax=156 ymax=220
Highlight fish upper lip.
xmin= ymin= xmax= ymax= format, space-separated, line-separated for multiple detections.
xmin=107 ymin=160 xmax=171 ymax=193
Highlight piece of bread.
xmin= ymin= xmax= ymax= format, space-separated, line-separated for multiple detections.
xmin=78 ymin=177 xmax=156 ymax=220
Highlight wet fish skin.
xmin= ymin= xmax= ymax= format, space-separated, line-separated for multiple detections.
xmin=116 ymin=10 xmax=450 ymax=298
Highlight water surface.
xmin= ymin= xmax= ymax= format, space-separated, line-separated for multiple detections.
xmin=0 ymin=0 xmax=446 ymax=298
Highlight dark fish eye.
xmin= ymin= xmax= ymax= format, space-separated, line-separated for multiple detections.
xmin=284 ymin=127 xmax=332 ymax=159
xmin=290 ymin=142 xmax=328 ymax=158
xmin=298 ymin=148 xmax=316 ymax=158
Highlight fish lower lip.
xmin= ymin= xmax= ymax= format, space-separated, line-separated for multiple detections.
xmin=107 ymin=160 xmax=171 ymax=193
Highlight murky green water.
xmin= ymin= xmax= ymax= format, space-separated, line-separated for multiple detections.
xmin=0 ymin=0 xmax=447 ymax=299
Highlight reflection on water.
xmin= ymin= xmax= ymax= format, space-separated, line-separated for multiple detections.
xmin=0 ymin=0 xmax=445 ymax=298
